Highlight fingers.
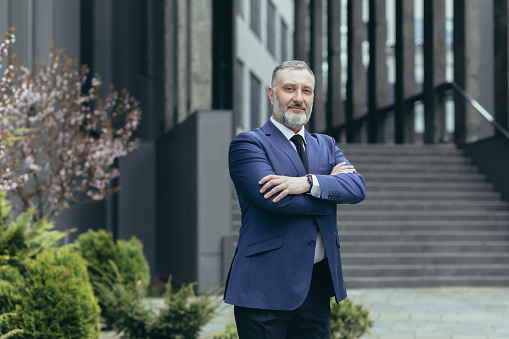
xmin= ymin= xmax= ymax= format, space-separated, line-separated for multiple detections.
xmin=259 ymin=175 xmax=307 ymax=202
xmin=330 ymin=162 xmax=356 ymax=175
xmin=259 ymin=175 xmax=280 ymax=194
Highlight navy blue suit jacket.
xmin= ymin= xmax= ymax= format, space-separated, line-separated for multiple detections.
xmin=225 ymin=120 xmax=366 ymax=310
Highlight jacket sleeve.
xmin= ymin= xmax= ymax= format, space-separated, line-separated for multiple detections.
xmin=314 ymin=143 xmax=367 ymax=204
xmin=229 ymin=132 xmax=336 ymax=215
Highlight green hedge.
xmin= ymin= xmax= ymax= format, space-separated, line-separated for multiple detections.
xmin=1 ymin=247 xmax=100 ymax=339
xmin=331 ymin=297 xmax=374 ymax=339
xmin=76 ymin=229 xmax=150 ymax=290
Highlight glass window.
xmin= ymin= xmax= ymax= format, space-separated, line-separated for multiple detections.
xmin=267 ymin=1 xmax=276 ymax=55
xmin=250 ymin=72 xmax=261 ymax=128
xmin=235 ymin=59 xmax=244 ymax=130
xmin=250 ymin=0 xmax=261 ymax=37
xmin=281 ymin=18 xmax=288 ymax=61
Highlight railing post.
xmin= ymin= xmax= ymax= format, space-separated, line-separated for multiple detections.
xmin=454 ymin=0 xmax=482 ymax=143
xmin=310 ymin=0 xmax=325 ymax=133
xmin=367 ymin=0 xmax=388 ymax=143
xmin=423 ymin=0 xmax=446 ymax=143
xmin=346 ymin=0 xmax=365 ymax=142
xmin=494 ymin=0 xmax=509 ymax=135
xmin=327 ymin=0 xmax=344 ymax=140
xmin=294 ymin=0 xmax=307 ymax=61
xmin=394 ymin=0 xmax=415 ymax=143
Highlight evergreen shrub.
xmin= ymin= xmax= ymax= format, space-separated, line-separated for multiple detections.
xmin=330 ymin=297 xmax=374 ymax=339
xmin=148 ymin=280 xmax=220 ymax=339
xmin=94 ymin=263 xmax=152 ymax=338
xmin=212 ymin=322 xmax=238 ymax=339
xmin=76 ymin=229 xmax=150 ymax=290
xmin=0 ymin=192 xmax=68 ymax=268
xmin=1 ymin=247 xmax=100 ymax=339
xmin=95 ymin=271 xmax=220 ymax=339
xmin=0 ymin=312 xmax=23 ymax=339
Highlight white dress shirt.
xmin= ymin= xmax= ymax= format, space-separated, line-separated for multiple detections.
xmin=270 ymin=117 xmax=326 ymax=264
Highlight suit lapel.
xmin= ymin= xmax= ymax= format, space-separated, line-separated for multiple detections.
xmin=261 ymin=120 xmax=307 ymax=176
xmin=305 ymin=130 xmax=319 ymax=175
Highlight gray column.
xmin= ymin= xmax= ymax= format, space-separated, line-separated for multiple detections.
xmin=395 ymin=0 xmax=415 ymax=143
xmin=494 ymin=0 xmax=509 ymax=133
xmin=156 ymin=110 xmax=232 ymax=293
xmin=454 ymin=0 xmax=481 ymax=144
xmin=189 ymin=0 xmax=212 ymax=114
xmin=177 ymin=0 xmax=190 ymax=123
xmin=328 ymin=0 xmax=344 ymax=133
xmin=294 ymin=0 xmax=307 ymax=61
xmin=367 ymin=0 xmax=387 ymax=143
xmin=310 ymin=0 xmax=325 ymax=132
xmin=347 ymin=0 xmax=365 ymax=142
xmin=423 ymin=0 xmax=446 ymax=144
xmin=164 ymin=0 xmax=177 ymax=132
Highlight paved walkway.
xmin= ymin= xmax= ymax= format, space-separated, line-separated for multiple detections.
xmin=102 ymin=287 xmax=509 ymax=339
xmin=201 ymin=287 xmax=509 ymax=339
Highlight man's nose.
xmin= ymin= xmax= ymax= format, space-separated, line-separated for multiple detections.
xmin=293 ymin=90 xmax=304 ymax=103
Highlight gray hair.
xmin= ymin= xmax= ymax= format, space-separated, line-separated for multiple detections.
xmin=271 ymin=60 xmax=315 ymax=89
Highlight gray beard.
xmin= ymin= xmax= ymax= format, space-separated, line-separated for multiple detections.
xmin=273 ymin=94 xmax=313 ymax=128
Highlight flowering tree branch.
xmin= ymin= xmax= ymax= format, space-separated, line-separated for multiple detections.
xmin=1 ymin=29 xmax=142 ymax=220
xmin=1 ymin=28 xmax=28 ymax=192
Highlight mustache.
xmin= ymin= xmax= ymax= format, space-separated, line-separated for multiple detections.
xmin=287 ymin=103 xmax=306 ymax=110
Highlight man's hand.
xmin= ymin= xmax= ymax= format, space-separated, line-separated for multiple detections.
xmin=330 ymin=162 xmax=356 ymax=175
xmin=259 ymin=175 xmax=311 ymax=203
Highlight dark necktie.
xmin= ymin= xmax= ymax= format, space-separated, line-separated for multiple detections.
xmin=290 ymin=134 xmax=309 ymax=173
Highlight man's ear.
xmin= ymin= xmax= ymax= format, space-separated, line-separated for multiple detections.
xmin=267 ymin=87 xmax=274 ymax=106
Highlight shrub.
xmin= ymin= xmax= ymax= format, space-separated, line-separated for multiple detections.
xmin=212 ymin=322 xmax=238 ymax=339
xmin=94 ymin=263 xmax=152 ymax=338
xmin=0 ymin=312 xmax=23 ymax=339
xmin=2 ymin=247 xmax=100 ymax=339
xmin=76 ymin=229 xmax=150 ymax=291
xmin=0 ymin=192 xmax=69 ymax=268
xmin=95 ymin=270 xmax=220 ymax=339
xmin=330 ymin=297 xmax=374 ymax=339
xmin=148 ymin=280 xmax=220 ymax=339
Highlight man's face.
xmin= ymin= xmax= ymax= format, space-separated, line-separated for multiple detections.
xmin=268 ymin=68 xmax=314 ymax=131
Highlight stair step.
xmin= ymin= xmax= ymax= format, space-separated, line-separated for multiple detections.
xmin=340 ymin=241 xmax=509 ymax=253
xmin=364 ymin=191 xmax=501 ymax=201
xmin=349 ymin=157 xmax=472 ymax=165
xmin=365 ymin=181 xmax=492 ymax=192
xmin=340 ymin=231 xmax=509 ymax=242
xmin=342 ymin=264 xmax=509 ymax=277
xmin=338 ymin=210 xmax=509 ymax=221
xmin=338 ymin=220 xmax=509 ymax=232
xmin=340 ymin=146 xmax=464 ymax=156
xmin=342 ymin=252 xmax=509 ymax=265
xmin=344 ymin=276 xmax=509 ymax=288
xmin=341 ymin=200 xmax=508 ymax=211
xmin=364 ymin=172 xmax=486 ymax=182
xmin=357 ymin=164 xmax=479 ymax=174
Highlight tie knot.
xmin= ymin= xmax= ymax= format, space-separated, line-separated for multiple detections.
xmin=290 ymin=134 xmax=305 ymax=146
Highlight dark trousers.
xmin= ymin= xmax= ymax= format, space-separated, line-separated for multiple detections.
xmin=234 ymin=258 xmax=333 ymax=339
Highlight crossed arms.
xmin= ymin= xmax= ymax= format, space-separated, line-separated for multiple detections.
xmin=229 ymin=133 xmax=366 ymax=215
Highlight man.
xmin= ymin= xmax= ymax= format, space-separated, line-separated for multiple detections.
xmin=225 ymin=60 xmax=366 ymax=338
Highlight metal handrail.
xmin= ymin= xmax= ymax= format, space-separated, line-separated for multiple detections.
xmin=448 ymin=82 xmax=509 ymax=140
xmin=325 ymin=81 xmax=509 ymax=141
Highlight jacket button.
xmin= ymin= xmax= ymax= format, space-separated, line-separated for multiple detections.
xmin=309 ymin=240 xmax=316 ymax=246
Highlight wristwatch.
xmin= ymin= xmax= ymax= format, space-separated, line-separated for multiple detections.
xmin=306 ymin=174 xmax=313 ymax=193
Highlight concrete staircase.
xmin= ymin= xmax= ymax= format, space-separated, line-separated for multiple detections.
xmin=230 ymin=144 xmax=509 ymax=288
xmin=338 ymin=144 xmax=509 ymax=288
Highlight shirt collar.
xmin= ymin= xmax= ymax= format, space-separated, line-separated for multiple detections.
xmin=270 ymin=116 xmax=306 ymax=144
